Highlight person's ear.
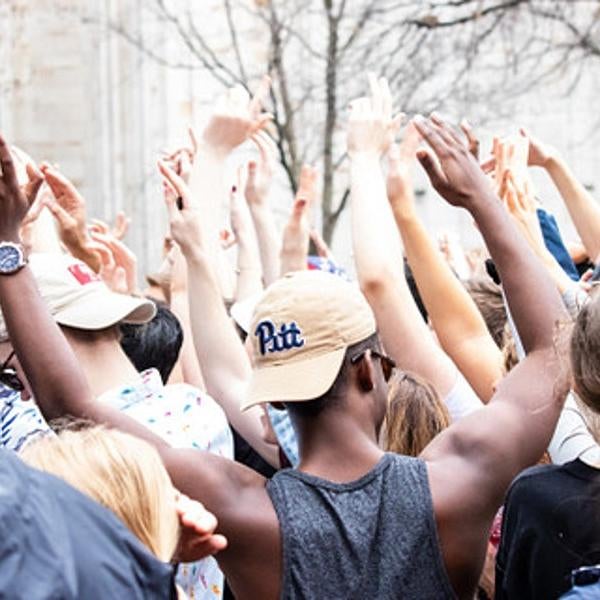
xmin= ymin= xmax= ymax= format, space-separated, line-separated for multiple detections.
xmin=355 ymin=354 xmax=375 ymax=393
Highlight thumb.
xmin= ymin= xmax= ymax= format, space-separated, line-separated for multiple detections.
xmin=416 ymin=149 xmax=446 ymax=190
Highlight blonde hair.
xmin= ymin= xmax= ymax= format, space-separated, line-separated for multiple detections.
xmin=21 ymin=426 xmax=179 ymax=562
xmin=382 ymin=372 xmax=450 ymax=457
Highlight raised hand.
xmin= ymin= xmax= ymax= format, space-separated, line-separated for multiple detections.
xmin=386 ymin=123 xmax=421 ymax=220
xmin=412 ymin=114 xmax=494 ymax=208
xmin=42 ymin=164 xmax=101 ymax=271
xmin=158 ymin=159 xmax=203 ymax=256
xmin=0 ymin=135 xmax=36 ymax=242
xmin=347 ymin=74 xmax=403 ymax=158
xmin=245 ymin=131 xmax=276 ymax=207
xmin=202 ymin=76 xmax=272 ymax=155
xmin=89 ymin=231 xmax=138 ymax=295
xmin=519 ymin=127 xmax=556 ymax=168
xmin=280 ymin=164 xmax=317 ymax=275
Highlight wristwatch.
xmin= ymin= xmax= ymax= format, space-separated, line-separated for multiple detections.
xmin=0 ymin=242 xmax=27 ymax=275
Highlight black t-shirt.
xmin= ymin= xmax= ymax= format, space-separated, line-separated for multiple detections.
xmin=496 ymin=459 xmax=600 ymax=599
xmin=0 ymin=449 xmax=176 ymax=599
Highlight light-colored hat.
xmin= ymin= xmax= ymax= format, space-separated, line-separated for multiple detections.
xmin=230 ymin=292 xmax=262 ymax=334
xmin=0 ymin=253 xmax=156 ymax=341
xmin=242 ymin=270 xmax=377 ymax=411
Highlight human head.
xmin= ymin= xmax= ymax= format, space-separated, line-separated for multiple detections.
xmin=243 ymin=271 xmax=378 ymax=407
xmin=0 ymin=254 xmax=156 ymax=342
xmin=570 ymin=296 xmax=600 ymax=414
xmin=381 ymin=371 xmax=450 ymax=457
xmin=465 ymin=277 xmax=507 ymax=348
xmin=120 ymin=299 xmax=183 ymax=383
xmin=243 ymin=271 xmax=390 ymax=430
xmin=284 ymin=332 xmax=390 ymax=432
xmin=21 ymin=425 xmax=180 ymax=562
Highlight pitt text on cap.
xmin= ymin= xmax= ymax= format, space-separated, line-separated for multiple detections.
xmin=255 ymin=320 xmax=305 ymax=356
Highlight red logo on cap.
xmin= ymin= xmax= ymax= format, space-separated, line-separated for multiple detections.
xmin=68 ymin=264 xmax=101 ymax=286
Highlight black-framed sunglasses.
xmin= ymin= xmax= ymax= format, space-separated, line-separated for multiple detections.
xmin=350 ymin=349 xmax=396 ymax=382
xmin=0 ymin=350 xmax=25 ymax=392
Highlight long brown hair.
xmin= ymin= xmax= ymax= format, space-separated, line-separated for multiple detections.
xmin=382 ymin=371 xmax=450 ymax=457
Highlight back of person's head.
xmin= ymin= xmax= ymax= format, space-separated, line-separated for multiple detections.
xmin=242 ymin=271 xmax=394 ymax=434
xmin=21 ymin=425 xmax=179 ymax=561
xmin=381 ymin=372 xmax=450 ymax=457
xmin=465 ymin=277 xmax=507 ymax=348
xmin=120 ymin=299 xmax=183 ymax=383
xmin=570 ymin=297 xmax=600 ymax=414
xmin=284 ymin=332 xmax=381 ymax=420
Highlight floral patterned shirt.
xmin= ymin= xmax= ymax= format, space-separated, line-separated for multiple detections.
xmin=98 ymin=369 xmax=234 ymax=600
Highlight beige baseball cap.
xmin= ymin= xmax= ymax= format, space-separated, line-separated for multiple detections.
xmin=242 ymin=270 xmax=377 ymax=411
xmin=0 ymin=253 xmax=156 ymax=341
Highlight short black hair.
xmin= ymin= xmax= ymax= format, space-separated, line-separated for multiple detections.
xmin=119 ymin=298 xmax=183 ymax=384
xmin=285 ymin=333 xmax=380 ymax=419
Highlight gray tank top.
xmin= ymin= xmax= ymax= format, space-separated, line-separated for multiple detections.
xmin=266 ymin=453 xmax=456 ymax=600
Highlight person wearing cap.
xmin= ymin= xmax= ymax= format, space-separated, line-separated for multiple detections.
xmin=4 ymin=85 xmax=570 ymax=600
xmin=0 ymin=250 xmax=235 ymax=600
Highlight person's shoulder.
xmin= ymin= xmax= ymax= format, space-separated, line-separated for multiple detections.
xmin=507 ymin=459 xmax=591 ymax=503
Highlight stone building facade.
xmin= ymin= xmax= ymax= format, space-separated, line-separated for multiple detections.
xmin=2 ymin=0 xmax=600 ymax=275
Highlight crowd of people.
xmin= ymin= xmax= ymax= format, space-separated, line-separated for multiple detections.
xmin=0 ymin=72 xmax=599 ymax=599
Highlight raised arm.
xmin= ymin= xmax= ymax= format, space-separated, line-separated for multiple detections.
xmin=414 ymin=116 xmax=569 ymax=597
xmin=522 ymin=128 xmax=600 ymax=261
xmin=159 ymin=159 xmax=279 ymax=467
xmin=387 ymin=128 xmax=502 ymax=402
xmin=0 ymin=135 xmax=278 ymax=576
xmin=244 ymin=131 xmax=282 ymax=286
xmin=349 ymin=77 xmax=465 ymax=402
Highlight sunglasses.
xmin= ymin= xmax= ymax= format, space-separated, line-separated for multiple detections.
xmin=0 ymin=351 xmax=25 ymax=392
xmin=350 ymin=349 xmax=396 ymax=382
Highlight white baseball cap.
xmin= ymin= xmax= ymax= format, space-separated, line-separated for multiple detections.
xmin=0 ymin=253 xmax=156 ymax=341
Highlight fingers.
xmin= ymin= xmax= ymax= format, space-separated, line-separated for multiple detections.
xmin=157 ymin=160 xmax=190 ymax=210
xmin=413 ymin=116 xmax=452 ymax=159
xmin=0 ymin=135 xmax=19 ymax=190
xmin=46 ymin=198 xmax=75 ymax=229
xmin=249 ymin=74 xmax=271 ymax=118
xmin=460 ymin=119 xmax=480 ymax=159
xmin=112 ymin=211 xmax=130 ymax=240
xmin=24 ymin=163 xmax=44 ymax=206
xmin=416 ymin=148 xmax=447 ymax=190
xmin=290 ymin=198 xmax=308 ymax=226
xmin=40 ymin=164 xmax=79 ymax=202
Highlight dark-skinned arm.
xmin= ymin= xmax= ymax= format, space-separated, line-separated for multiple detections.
xmin=412 ymin=117 xmax=569 ymax=599
xmin=0 ymin=135 xmax=278 ymax=579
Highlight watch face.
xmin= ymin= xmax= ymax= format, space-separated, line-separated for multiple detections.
xmin=0 ymin=246 xmax=22 ymax=273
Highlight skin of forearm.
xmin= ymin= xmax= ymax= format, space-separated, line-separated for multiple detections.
xmin=394 ymin=207 xmax=502 ymax=401
xmin=0 ymin=267 xmax=174 ymax=454
xmin=0 ymin=267 xmax=92 ymax=418
xmin=546 ymin=155 xmax=600 ymax=260
xmin=184 ymin=249 xmax=279 ymax=466
xmin=170 ymin=291 xmax=207 ymax=391
xmin=351 ymin=154 xmax=457 ymax=398
xmin=469 ymin=194 xmax=567 ymax=353
xmin=235 ymin=234 xmax=263 ymax=301
xmin=249 ymin=205 xmax=281 ymax=286
xmin=188 ymin=145 xmax=233 ymax=296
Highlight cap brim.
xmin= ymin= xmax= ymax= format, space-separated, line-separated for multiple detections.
xmin=241 ymin=347 xmax=346 ymax=411
xmin=54 ymin=292 xmax=156 ymax=330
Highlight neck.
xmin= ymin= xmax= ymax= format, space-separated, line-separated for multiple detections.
xmin=294 ymin=406 xmax=384 ymax=483
xmin=64 ymin=332 xmax=140 ymax=398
